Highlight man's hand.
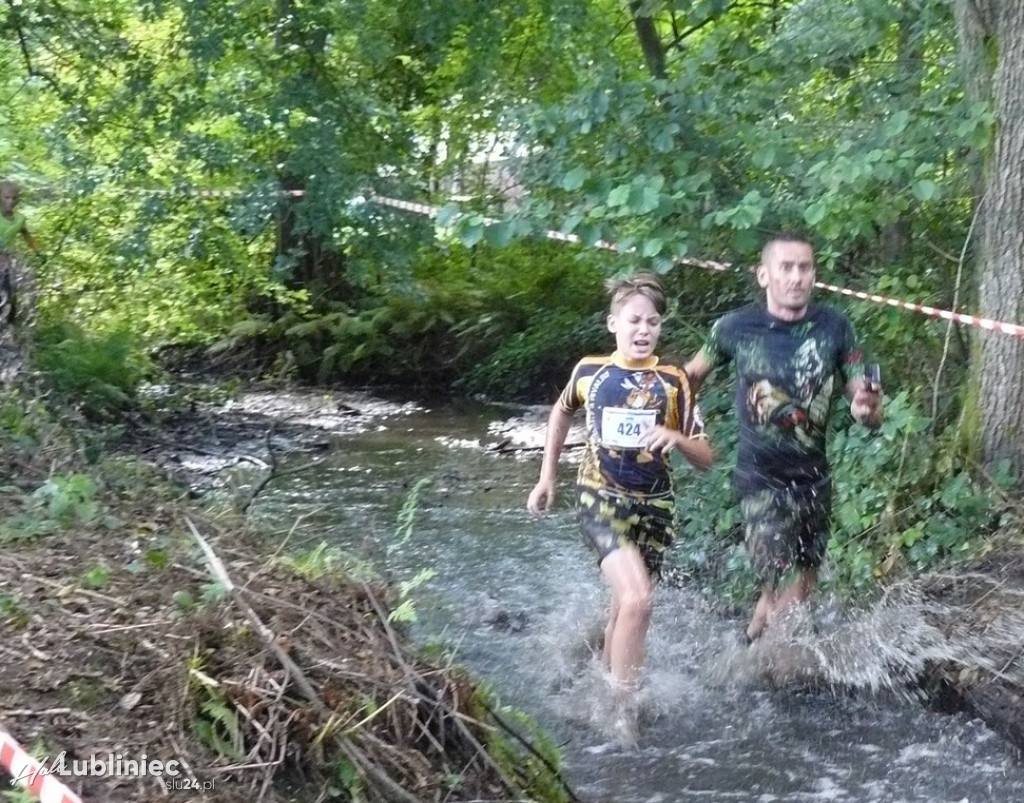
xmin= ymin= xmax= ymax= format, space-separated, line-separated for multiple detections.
xmin=850 ymin=381 xmax=883 ymax=428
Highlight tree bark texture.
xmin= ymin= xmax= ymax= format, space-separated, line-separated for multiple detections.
xmin=956 ymin=1 xmax=1024 ymax=477
xmin=629 ymin=0 xmax=667 ymax=80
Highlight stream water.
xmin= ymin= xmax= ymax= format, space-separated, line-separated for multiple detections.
xmin=227 ymin=390 xmax=1024 ymax=803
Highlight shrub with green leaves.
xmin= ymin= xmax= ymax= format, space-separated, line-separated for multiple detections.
xmin=33 ymin=321 xmax=153 ymax=418
xmin=669 ymin=384 xmax=1013 ymax=604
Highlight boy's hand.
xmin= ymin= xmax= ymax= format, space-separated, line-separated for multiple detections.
xmin=640 ymin=425 xmax=679 ymax=455
xmin=527 ymin=479 xmax=556 ymax=517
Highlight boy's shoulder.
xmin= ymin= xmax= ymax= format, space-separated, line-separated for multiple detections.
xmin=567 ymin=354 xmax=614 ymax=374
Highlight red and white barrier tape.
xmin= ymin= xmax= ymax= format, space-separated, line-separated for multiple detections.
xmin=368 ymin=194 xmax=1023 ymax=338
xmin=367 ymin=194 xmax=733 ymax=272
xmin=121 ymin=186 xmax=1024 ymax=338
xmin=815 ymin=282 xmax=1024 ymax=338
xmin=0 ymin=729 xmax=84 ymax=803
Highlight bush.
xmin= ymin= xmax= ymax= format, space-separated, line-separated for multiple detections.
xmin=668 ymin=384 xmax=1014 ymax=604
xmin=33 ymin=321 xmax=153 ymax=418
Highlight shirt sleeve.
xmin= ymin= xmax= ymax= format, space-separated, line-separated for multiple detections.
xmin=675 ymin=373 xmax=706 ymax=439
xmin=556 ymin=361 xmax=585 ymax=412
xmin=698 ymin=315 xmax=733 ymax=370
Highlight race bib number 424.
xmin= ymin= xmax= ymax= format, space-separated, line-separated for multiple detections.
xmin=600 ymin=407 xmax=657 ymax=449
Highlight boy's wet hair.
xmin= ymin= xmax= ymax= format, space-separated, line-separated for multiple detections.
xmin=0 ymin=180 xmax=20 ymax=199
xmin=605 ymin=272 xmax=667 ymax=315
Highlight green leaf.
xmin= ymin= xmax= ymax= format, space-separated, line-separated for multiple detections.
xmin=483 ymin=222 xmax=513 ymax=247
xmin=461 ymin=224 xmax=485 ymax=247
xmin=804 ymin=201 xmax=826 ymax=226
xmin=641 ymin=238 xmax=664 ymax=257
xmin=752 ymin=147 xmax=775 ymax=169
xmin=634 ymin=184 xmax=660 ymax=214
xmin=607 ymin=184 xmax=631 ymax=208
xmin=884 ymin=110 xmax=910 ymax=136
xmin=561 ymin=167 xmax=588 ymax=191
xmin=912 ymin=179 xmax=938 ymax=202
xmin=436 ymin=204 xmax=461 ymax=227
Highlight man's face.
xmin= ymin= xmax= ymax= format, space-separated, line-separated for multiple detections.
xmin=0 ymin=186 xmax=16 ymax=215
xmin=757 ymin=240 xmax=815 ymax=318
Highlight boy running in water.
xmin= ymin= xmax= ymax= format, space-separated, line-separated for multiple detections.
xmin=527 ymin=273 xmax=712 ymax=702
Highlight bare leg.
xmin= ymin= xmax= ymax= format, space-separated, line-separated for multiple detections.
xmin=603 ymin=595 xmax=619 ymax=669
xmin=600 ymin=545 xmax=654 ymax=689
xmin=767 ymin=568 xmax=817 ymax=627
xmin=746 ymin=587 xmax=777 ymax=642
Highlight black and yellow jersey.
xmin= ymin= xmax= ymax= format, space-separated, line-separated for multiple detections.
xmin=557 ymin=352 xmax=705 ymax=497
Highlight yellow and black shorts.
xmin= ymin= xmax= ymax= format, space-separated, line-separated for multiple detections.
xmin=576 ymin=485 xmax=676 ymax=577
xmin=740 ymin=478 xmax=831 ymax=588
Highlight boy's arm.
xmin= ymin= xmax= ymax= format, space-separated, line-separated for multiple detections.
xmin=672 ymin=433 xmax=713 ymax=471
xmin=642 ymin=414 xmax=713 ymax=471
xmin=21 ymin=227 xmax=38 ymax=253
xmin=526 ymin=404 xmax=574 ymax=516
xmin=642 ymin=374 xmax=713 ymax=470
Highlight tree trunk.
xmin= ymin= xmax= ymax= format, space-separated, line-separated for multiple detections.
xmin=629 ymin=1 xmax=667 ymax=80
xmin=271 ymin=0 xmax=348 ymax=300
xmin=955 ymin=1 xmax=1024 ymax=478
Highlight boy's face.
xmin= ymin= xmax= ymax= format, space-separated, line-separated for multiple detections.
xmin=0 ymin=185 xmax=17 ymax=215
xmin=607 ymin=292 xmax=662 ymax=362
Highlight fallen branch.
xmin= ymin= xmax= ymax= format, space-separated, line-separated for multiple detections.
xmin=184 ymin=516 xmax=421 ymax=803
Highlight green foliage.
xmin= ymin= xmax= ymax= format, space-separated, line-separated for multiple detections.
xmin=188 ymin=656 xmax=244 ymax=759
xmin=390 ymin=477 xmax=432 ymax=553
xmin=81 ymin=563 xmax=111 ymax=590
xmin=669 ymin=384 xmax=1012 ymax=604
xmin=388 ymin=567 xmax=437 ymax=624
xmin=0 ymin=473 xmax=103 ymax=543
xmin=217 ymin=238 xmax=613 ymax=398
xmin=470 ymin=684 xmax=572 ymax=803
xmin=32 ymin=474 xmax=99 ymax=526
xmin=326 ymin=756 xmax=365 ymax=801
xmin=0 ymin=592 xmax=28 ymax=629
xmin=33 ymin=322 xmax=152 ymax=418
xmin=828 ymin=392 xmax=1012 ymax=587
xmin=279 ymin=541 xmax=378 ymax=583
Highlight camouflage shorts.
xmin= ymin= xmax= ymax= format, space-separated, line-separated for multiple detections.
xmin=0 ymin=254 xmax=35 ymax=387
xmin=740 ymin=479 xmax=832 ymax=588
xmin=576 ymin=485 xmax=676 ymax=577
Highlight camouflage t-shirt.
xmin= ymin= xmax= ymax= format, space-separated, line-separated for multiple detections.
xmin=700 ymin=303 xmax=864 ymax=493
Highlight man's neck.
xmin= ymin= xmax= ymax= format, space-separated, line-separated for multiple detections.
xmin=765 ymin=300 xmax=809 ymax=322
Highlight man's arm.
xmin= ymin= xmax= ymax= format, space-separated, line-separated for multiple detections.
xmin=683 ymin=351 xmax=714 ymax=393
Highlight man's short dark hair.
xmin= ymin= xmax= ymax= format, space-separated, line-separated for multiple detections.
xmin=761 ymin=231 xmax=813 ymax=265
